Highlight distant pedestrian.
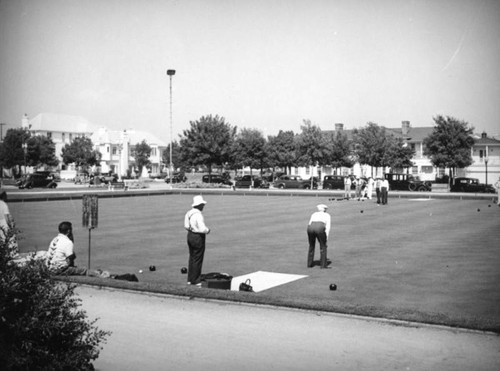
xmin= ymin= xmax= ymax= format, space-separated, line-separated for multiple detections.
xmin=375 ymin=177 xmax=382 ymax=204
xmin=366 ymin=177 xmax=374 ymax=200
xmin=495 ymin=177 xmax=500 ymax=206
xmin=354 ymin=177 xmax=362 ymax=199
xmin=307 ymin=204 xmax=331 ymax=269
xmin=381 ymin=178 xmax=389 ymax=205
xmin=184 ymin=195 xmax=210 ymax=286
xmin=344 ymin=176 xmax=352 ymax=200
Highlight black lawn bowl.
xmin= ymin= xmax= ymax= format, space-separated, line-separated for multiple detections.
xmin=149 ymin=265 xmax=156 ymax=272
xmin=181 ymin=267 xmax=187 ymax=274
xmin=329 ymin=284 xmax=337 ymax=291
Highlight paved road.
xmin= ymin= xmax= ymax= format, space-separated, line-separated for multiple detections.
xmin=77 ymin=286 xmax=500 ymax=371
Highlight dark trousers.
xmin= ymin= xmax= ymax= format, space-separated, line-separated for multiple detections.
xmin=381 ymin=187 xmax=388 ymax=204
xmin=376 ymin=188 xmax=381 ymax=204
xmin=307 ymin=222 xmax=328 ymax=268
xmin=187 ymin=231 xmax=206 ymax=284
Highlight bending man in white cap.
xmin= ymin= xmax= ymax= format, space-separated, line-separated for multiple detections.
xmin=307 ymin=204 xmax=331 ymax=269
xmin=184 ymin=195 xmax=210 ymax=285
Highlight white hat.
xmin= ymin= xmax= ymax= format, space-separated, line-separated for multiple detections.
xmin=192 ymin=195 xmax=207 ymax=207
xmin=317 ymin=204 xmax=328 ymax=211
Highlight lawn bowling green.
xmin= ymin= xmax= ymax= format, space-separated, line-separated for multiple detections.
xmin=11 ymin=194 xmax=500 ymax=332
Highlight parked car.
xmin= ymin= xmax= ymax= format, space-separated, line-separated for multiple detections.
xmin=202 ymin=174 xmax=232 ymax=185
xmin=273 ymin=175 xmax=317 ymax=189
xmin=384 ymin=173 xmax=432 ymax=192
xmin=89 ymin=173 xmax=118 ymax=186
xmin=18 ymin=171 xmax=58 ymax=189
xmin=234 ymin=175 xmax=269 ymax=188
xmin=322 ymin=175 xmax=346 ymax=190
xmin=450 ymin=177 xmax=495 ymax=193
xmin=165 ymin=172 xmax=187 ymax=183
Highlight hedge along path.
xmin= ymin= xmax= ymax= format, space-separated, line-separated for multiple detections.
xmin=10 ymin=193 xmax=500 ymax=332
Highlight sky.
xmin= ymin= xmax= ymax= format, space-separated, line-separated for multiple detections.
xmin=1 ymin=0 xmax=499 ymax=144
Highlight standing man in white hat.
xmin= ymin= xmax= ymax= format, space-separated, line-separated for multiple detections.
xmin=184 ymin=195 xmax=210 ymax=285
xmin=306 ymin=204 xmax=331 ymax=269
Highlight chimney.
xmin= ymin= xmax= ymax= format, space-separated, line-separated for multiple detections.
xmin=402 ymin=121 xmax=410 ymax=136
xmin=335 ymin=123 xmax=344 ymax=131
xmin=481 ymin=132 xmax=487 ymax=139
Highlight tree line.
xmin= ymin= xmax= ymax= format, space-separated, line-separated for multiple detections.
xmin=0 ymin=115 xmax=475 ymax=179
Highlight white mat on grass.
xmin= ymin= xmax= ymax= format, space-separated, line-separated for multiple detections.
xmin=408 ymin=198 xmax=434 ymax=201
xmin=230 ymin=271 xmax=308 ymax=292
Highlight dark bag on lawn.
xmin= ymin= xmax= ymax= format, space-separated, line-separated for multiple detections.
xmin=200 ymin=272 xmax=232 ymax=290
xmin=239 ymin=279 xmax=253 ymax=292
xmin=113 ymin=273 xmax=139 ymax=282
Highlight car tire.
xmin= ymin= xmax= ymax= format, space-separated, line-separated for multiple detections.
xmin=304 ymin=184 xmax=310 ymax=189
xmin=324 ymin=184 xmax=331 ymax=190
xmin=417 ymin=186 xmax=426 ymax=192
xmin=408 ymin=183 xmax=417 ymax=191
xmin=279 ymin=184 xmax=285 ymax=189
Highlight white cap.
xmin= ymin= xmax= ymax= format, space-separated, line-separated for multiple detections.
xmin=317 ymin=204 xmax=328 ymax=211
xmin=192 ymin=195 xmax=207 ymax=207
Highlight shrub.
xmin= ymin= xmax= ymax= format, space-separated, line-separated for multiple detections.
xmin=0 ymin=224 xmax=110 ymax=370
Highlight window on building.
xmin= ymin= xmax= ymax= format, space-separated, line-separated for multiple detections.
xmin=294 ymin=167 xmax=298 ymax=175
xmin=412 ymin=166 xmax=418 ymax=174
xmin=151 ymin=148 xmax=157 ymax=156
xmin=421 ymin=166 xmax=433 ymax=173
xmin=479 ymin=150 xmax=484 ymax=162
xmin=69 ymin=133 xmax=73 ymax=142
xmin=47 ymin=132 xmax=52 ymax=139
xmin=62 ymin=133 xmax=65 ymax=142
xmin=112 ymin=146 xmax=117 ymax=155
xmin=305 ymin=167 xmax=310 ymax=175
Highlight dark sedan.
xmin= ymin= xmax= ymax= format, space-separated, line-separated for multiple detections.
xmin=234 ymin=175 xmax=269 ymax=188
xmin=450 ymin=177 xmax=495 ymax=193
xmin=18 ymin=172 xmax=58 ymax=189
xmin=273 ymin=175 xmax=317 ymax=189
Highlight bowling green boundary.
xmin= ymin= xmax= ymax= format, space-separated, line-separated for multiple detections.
xmin=8 ymin=189 xmax=500 ymax=333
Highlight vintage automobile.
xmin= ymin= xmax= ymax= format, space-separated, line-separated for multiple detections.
xmin=18 ymin=171 xmax=58 ymax=189
xmin=322 ymin=175 xmax=346 ymax=190
xmin=384 ymin=173 xmax=432 ymax=192
xmin=234 ymin=175 xmax=269 ymax=188
xmin=202 ymin=174 xmax=232 ymax=185
xmin=164 ymin=172 xmax=187 ymax=183
xmin=450 ymin=177 xmax=495 ymax=193
xmin=273 ymin=175 xmax=317 ymax=189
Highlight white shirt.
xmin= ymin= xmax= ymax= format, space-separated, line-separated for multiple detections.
xmin=381 ymin=179 xmax=389 ymax=189
xmin=308 ymin=211 xmax=331 ymax=239
xmin=184 ymin=208 xmax=210 ymax=234
xmin=47 ymin=233 xmax=74 ymax=272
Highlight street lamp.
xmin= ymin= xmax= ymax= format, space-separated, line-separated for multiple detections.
xmin=22 ymin=142 xmax=27 ymax=174
xmin=485 ymin=156 xmax=489 ymax=185
xmin=167 ymin=69 xmax=176 ymax=187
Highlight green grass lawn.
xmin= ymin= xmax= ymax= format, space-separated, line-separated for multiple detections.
xmin=11 ymin=193 xmax=500 ymax=332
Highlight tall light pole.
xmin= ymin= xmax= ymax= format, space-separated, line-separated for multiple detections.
xmin=485 ymin=155 xmax=489 ymax=185
xmin=167 ymin=69 xmax=176 ymax=186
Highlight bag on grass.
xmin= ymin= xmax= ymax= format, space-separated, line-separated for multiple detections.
xmin=113 ymin=273 xmax=139 ymax=282
xmin=239 ymin=279 xmax=253 ymax=292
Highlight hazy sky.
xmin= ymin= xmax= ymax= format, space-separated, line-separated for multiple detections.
xmin=1 ymin=0 xmax=499 ymax=143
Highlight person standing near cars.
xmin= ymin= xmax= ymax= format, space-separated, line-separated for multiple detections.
xmin=495 ymin=177 xmax=500 ymax=206
xmin=307 ymin=204 xmax=331 ymax=269
xmin=375 ymin=177 xmax=382 ymax=204
xmin=381 ymin=177 xmax=389 ymax=205
xmin=184 ymin=195 xmax=210 ymax=286
xmin=344 ymin=176 xmax=352 ymax=200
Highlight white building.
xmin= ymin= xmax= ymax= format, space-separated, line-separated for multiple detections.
xmin=22 ymin=113 xmax=167 ymax=178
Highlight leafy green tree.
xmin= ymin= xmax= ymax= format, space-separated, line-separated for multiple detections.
xmin=162 ymin=141 xmax=186 ymax=172
xmin=352 ymin=122 xmax=388 ymax=170
xmin=0 ymin=226 xmax=110 ymax=370
xmin=0 ymin=128 xmax=30 ymax=176
xmin=423 ymin=115 xmax=474 ymax=181
xmin=133 ymin=140 xmax=152 ymax=175
xmin=266 ymin=130 xmax=296 ymax=174
xmin=296 ymin=120 xmax=329 ymax=186
xmin=179 ymin=115 xmax=236 ymax=176
xmin=231 ymin=128 xmax=268 ymax=175
xmin=382 ymin=136 xmax=415 ymax=171
xmin=26 ymin=135 xmax=59 ymax=169
xmin=324 ymin=130 xmax=354 ymax=171
xmin=61 ymin=136 xmax=101 ymax=171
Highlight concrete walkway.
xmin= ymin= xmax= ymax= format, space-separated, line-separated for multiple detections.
xmin=78 ymin=286 xmax=500 ymax=371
